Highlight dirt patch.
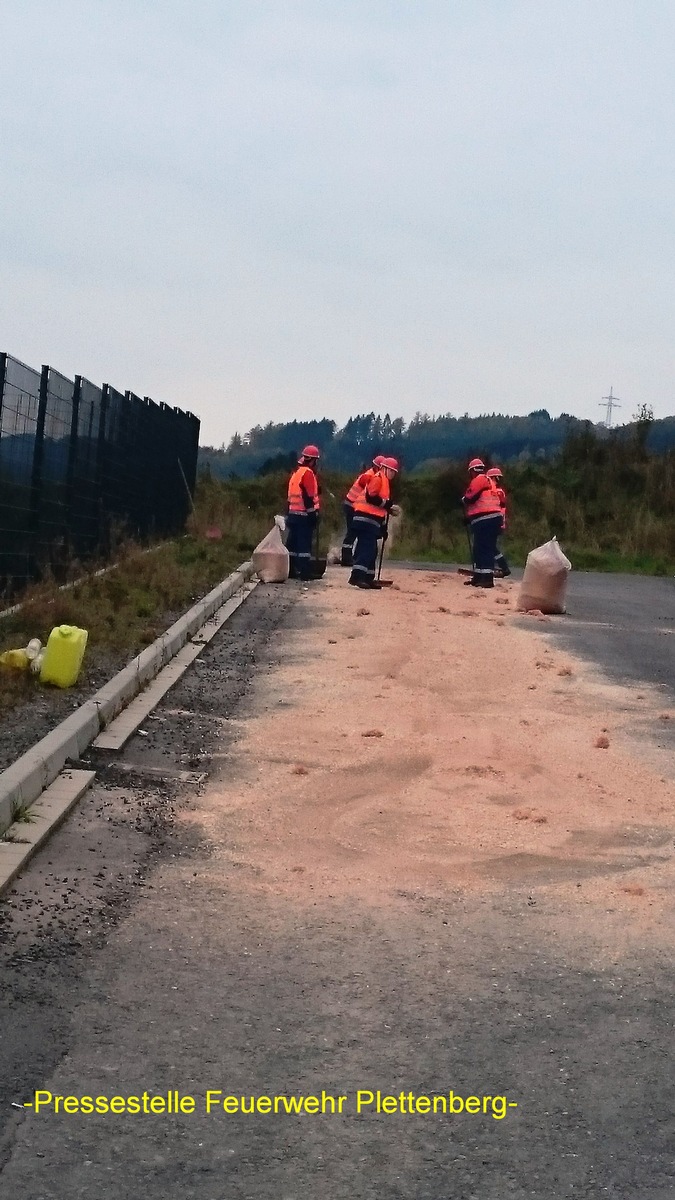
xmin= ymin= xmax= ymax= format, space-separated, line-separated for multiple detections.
xmin=1 ymin=575 xmax=674 ymax=1195
xmin=190 ymin=569 xmax=675 ymax=945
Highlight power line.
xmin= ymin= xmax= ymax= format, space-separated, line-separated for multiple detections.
xmin=600 ymin=387 xmax=621 ymax=427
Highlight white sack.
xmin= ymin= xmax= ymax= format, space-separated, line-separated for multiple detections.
xmin=252 ymin=524 xmax=290 ymax=583
xmin=517 ymin=536 xmax=571 ymax=614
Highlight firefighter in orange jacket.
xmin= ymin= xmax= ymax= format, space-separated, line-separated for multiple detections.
xmin=461 ymin=458 xmax=503 ymax=587
xmin=341 ymin=455 xmax=385 ymax=567
xmin=287 ymin=445 xmax=320 ymax=580
xmin=349 ymin=457 xmax=400 ymax=590
xmin=486 ymin=466 xmax=511 ymax=577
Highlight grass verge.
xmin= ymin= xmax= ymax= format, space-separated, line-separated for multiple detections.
xmin=0 ymin=482 xmax=274 ymax=720
xmin=389 ymin=533 xmax=674 ymax=575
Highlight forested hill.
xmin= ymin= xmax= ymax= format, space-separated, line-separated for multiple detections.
xmin=199 ymin=410 xmax=675 ymax=478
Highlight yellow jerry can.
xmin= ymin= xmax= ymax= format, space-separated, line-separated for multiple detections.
xmin=0 ymin=648 xmax=29 ymax=669
xmin=39 ymin=625 xmax=88 ymax=688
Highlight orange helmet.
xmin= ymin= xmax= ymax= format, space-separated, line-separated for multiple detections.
xmin=372 ymin=454 xmax=386 ymax=467
xmin=383 ymin=456 xmax=399 ymax=472
xmin=487 ymin=467 xmax=502 ymax=479
xmin=299 ymin=444 xmax=320 ymax=462
xmin=468 ymin=458 xmax=485 ymax=471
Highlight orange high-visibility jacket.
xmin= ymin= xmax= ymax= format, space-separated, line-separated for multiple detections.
xmin=288 ymin=466 xmax=320 ymax=515
xmin=345 ymin=468 xmax=375 ymax=506
xmin=354 ymin=471 xmax=391 ymax=521
xmin=462 ymin=473 xmax=501 ymax=520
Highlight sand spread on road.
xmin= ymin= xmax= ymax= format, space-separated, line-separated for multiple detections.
xmin=189 ymin=569 xmax=675 ymax=947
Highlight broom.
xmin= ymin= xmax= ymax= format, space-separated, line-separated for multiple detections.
xmin=456 ymin=523 xmax=505 ymax=577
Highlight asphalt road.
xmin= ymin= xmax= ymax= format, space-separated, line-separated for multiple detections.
xmin=0 ymin=574 xmax=674 ymax=1198
xmin=537 ymin=570 xmax=675 ymax=698
xmin=395 ymin=561 xmax=675 ymax=696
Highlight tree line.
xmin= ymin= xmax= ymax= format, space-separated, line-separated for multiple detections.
xmin=197 ymin=407 xmax=675 ymax=573
xmin=199 ymin=408 xmax=675 ymax=479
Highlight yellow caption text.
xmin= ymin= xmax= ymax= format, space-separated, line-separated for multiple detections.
xmin=24 ymin=1090 xmax=518 ymax=1120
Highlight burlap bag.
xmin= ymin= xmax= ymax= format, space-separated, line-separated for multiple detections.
xmin=518 ymin=537 xmax=571 ymax=614
xmin=252 ymin=524 xmax=290 ymax=583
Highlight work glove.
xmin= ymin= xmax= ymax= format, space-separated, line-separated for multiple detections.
xmin=389 ymin=503 xmax=401 ymax=517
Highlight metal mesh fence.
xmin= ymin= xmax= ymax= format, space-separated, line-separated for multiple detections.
xmin=0 ymin=353 xmax=200 ymax=593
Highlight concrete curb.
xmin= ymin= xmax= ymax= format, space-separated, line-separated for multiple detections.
xmin=0 ymin=770 xmax=96 ymax=894
xmin=0 ymin=560 xmax=254 ymax=834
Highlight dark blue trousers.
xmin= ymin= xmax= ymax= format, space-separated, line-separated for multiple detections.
xmin=351 ymin=514 xmax=383 ymax=581
xmin=470 ymin=514 xmax=502 ymax=586
xmin=286 ymin=514 xmax=315 ymax=579
xmin=341 ymin=502 xmax=356 ymax=565
xmin=495 ymin=540 xmax=510 ymax=575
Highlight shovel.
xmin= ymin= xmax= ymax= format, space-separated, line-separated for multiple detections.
xmin=309 ymin=515 xmax=327 ymax=579
xmin=376 ymin=516 xmax=394 ymax=586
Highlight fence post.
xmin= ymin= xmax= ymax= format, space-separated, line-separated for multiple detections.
xmin=0 ymin=353 xmax=6 ymax=423
xmin=97 ymin=385 xmax=110 ymax=555
xmin=124 ymin=390 xmax=143 ymax=539
xmin=65 ymin=375 xmax=81 ymax=553
xmin=29 ymin=365 xmax=49 ymax=551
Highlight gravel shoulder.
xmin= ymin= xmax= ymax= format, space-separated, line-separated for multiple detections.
xmin=0 ymin=569 xmax=674 ymax=1198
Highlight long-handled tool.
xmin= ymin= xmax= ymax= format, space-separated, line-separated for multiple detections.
xmin=458 ymin=524 xmax=475 ymax=577
xmin=376 ymin=515 xmax=394 ymax=586
xmin=310 ymin=514 xmax=327 ymax=579
xmin=457 ymin=523 xmax=504 ymax=576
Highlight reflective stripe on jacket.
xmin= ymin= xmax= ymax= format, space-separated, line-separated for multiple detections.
xmin=345 ymin=469 xmax=375 ymax=506
xmin=463 ymin=474 xmax=501 ymax=520
xmin=288 ymin=466 xmax=320 ymax=515
xmin=354 ymin=471 xmax=390 ymax=521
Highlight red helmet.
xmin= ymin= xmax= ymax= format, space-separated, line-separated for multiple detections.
xmin=300 ymin=444 xmax=320 ymax=461
xmin=487 ymin=466 xmax=502 ymax=479
xmin=383 ymin=456 xmax=399 ymax=472
xmin=372 ymin=454 xmax=386 ymax=467
xmin=468 ymin=458 xmax=485 ymax=471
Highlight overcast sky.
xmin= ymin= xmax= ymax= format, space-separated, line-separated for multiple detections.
xmin=1 ymin=1 xmax=674 ymax=444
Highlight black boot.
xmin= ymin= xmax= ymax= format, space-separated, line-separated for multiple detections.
xmin=340 ymin=547 xmax=353 ymax=567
